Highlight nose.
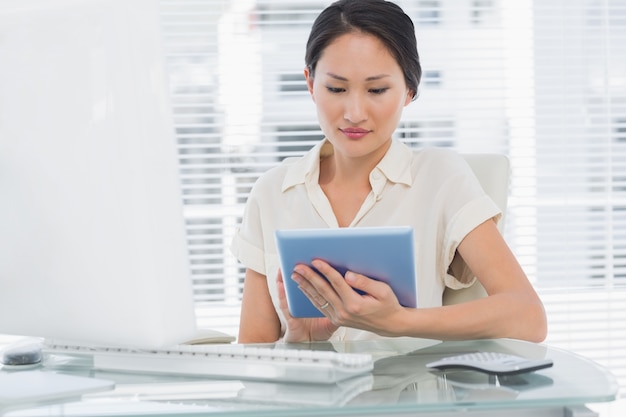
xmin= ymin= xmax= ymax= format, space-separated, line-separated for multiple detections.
xmin=343 ymin=92 xmax=367 ymax=124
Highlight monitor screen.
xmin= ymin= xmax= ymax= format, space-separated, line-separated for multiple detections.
xmin=0 ymin=0 xmax=198 ymax=347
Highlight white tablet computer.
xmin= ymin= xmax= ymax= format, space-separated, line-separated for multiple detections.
xmin=275 ymin=226 xmax=417 ymax=318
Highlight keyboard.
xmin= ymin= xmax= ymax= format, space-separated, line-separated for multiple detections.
xmin=43 ymin=340 xmax=374 ymax=384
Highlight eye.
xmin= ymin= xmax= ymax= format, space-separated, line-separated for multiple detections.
xmin=369 ymin=87 xmax=389 ymax=95
xmin=326 ymin=86 xmax=345 ymax=93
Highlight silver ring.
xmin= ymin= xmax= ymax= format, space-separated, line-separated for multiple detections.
xmin=319 ymin=301 xmax=330 ymax=310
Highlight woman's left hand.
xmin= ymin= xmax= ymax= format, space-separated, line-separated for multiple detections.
xmin=276 ymin=270 xmax=339 ymax=342
xmin=291 ymin=259 xmax=407 ymax=336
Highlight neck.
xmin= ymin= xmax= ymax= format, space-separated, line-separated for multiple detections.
xmin=319 ymin=140 xmax=391 ymax=187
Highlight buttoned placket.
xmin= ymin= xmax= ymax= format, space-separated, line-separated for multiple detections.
xmin=347 ymin=168 xmax=387 ymax=227
xmin=305 ymin=180 xmax=340 ymax=228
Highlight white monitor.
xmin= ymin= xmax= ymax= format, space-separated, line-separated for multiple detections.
xmin=0 ymin=0 xmax=198 ymax=347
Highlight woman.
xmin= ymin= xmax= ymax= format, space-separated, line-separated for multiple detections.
xmin=231 ymin=0 xmax=547 ymax=344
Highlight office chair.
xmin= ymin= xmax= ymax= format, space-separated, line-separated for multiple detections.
xmin=442 ymin=153 xmax=510 ymax=305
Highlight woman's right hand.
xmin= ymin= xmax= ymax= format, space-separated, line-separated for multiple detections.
xmin=276 ymin=270 xmax=338 ymax=342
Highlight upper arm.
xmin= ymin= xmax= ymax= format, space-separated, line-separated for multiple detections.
xmin=238 ymin=268 xmax=281 ymax=343
xmin=456 ymin=219 xmax=534 ymax=295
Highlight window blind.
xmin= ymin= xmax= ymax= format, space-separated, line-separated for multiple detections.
xmin=159 ymin=0 xmax=626 ymax=394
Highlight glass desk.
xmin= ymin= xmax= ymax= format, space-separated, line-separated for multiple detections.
xmin=0 ymin=338 xmax=619 ymax=417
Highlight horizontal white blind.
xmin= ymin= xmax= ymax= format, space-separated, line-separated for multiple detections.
xmin=159 ymin=0 xmax=626 ymax=394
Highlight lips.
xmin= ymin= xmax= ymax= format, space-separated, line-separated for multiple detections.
xmin=341 ymin=128 xmax=371 ymax=139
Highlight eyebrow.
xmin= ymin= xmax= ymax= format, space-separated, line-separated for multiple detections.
xmin=326 ymin=72 xmax=390 ymax=82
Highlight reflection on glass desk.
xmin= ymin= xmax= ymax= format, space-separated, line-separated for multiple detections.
xmin=0 ymin=338 xmax=619 ymax=417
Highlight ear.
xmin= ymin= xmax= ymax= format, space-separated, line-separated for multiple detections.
xmin=304 ymin=66 xmax=315 ymax=102
xmin=404 ymin=88 xmax=414 ymax=106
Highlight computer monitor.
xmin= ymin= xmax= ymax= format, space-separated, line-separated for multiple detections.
xmin=0 ymin=0 xmax=198 ymax=347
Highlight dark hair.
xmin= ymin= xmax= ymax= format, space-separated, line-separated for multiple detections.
xmin=305 ymin=0 xmax=421 ymax=100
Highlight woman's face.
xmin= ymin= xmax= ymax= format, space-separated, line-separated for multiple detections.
xmin=305 ymin=31 xmax=413 ymax=162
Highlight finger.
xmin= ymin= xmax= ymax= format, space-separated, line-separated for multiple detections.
xmin=345 ymin=270 xmax=399 ymax=303
xmin=310 ymin=259 xmax=361 ymax=299
xmin=276 ymin=270 xmax=294 ymax=319
xmin=292 ymin=269 xmax=332 ymax=311
xmin=310 ymin=259 xmax=398 ymax=305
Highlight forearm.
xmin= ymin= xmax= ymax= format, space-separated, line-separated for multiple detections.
xmin=238 ymin=312 xmax=281 ymax=343
xmin=238 ymin=268 xmax=282 ymax=343
xmin=393 ymin=292 xmax=547 ymax=342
